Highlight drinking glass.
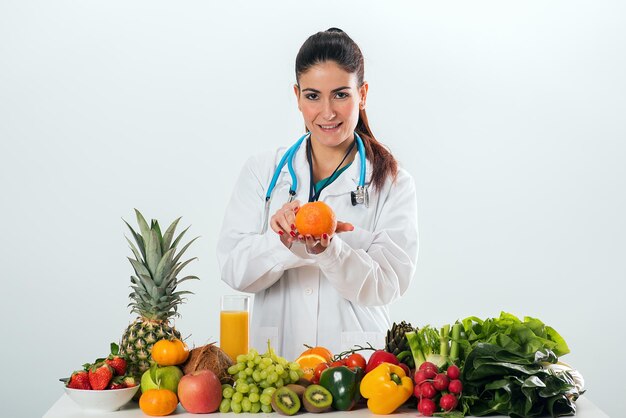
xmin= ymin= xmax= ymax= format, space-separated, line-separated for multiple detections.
xmin=219 ymin=295 xmax=250 ymax=362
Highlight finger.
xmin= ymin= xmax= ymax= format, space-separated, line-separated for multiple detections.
xmin=335 ymin=222 xmax=355 ymax=233
xmin=320 ymin=233 xmax=331 ymax=247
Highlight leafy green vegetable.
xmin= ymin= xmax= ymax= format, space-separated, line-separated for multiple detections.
xmin=406 ymin=325 xmax=451 ymax=368
xmin=458 ymin=312 xmax=570 ymax=362
xmin=461 ymin=343 xmax=580 ymax=417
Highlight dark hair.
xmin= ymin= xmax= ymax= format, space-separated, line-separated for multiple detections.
xmin=295 ymin=28 xmax=398 ymax=190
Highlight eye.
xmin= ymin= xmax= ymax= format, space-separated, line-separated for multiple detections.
xmin=305 ymin=93 xmax=319 ymax=100
xmin=335 ymin=92 xmax=350 ymax=99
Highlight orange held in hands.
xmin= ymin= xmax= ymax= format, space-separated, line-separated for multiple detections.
xmin=295 ymin=202 xmax=337 ymax=238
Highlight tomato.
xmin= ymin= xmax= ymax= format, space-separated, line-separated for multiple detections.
xmin=139 ymin=389 xmax=178 ymax=416
xmin=344 ymin=353 xmax=366 ymax=371
xmin=311 ymin=362 xmax=330 ymax=384
xmin=329 ymin=359 xmax=346 ymax=368
xmin=151 ymin=338 xmax=189 ymax=366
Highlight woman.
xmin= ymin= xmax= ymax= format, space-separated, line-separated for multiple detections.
xmin=217 ymin=28 xmax=418 ymax=362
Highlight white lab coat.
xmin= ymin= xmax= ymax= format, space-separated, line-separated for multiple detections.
xmin=217 ymin=140 xmax=418 ymax=362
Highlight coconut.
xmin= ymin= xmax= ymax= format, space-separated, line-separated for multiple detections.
xmin=181 ymin=343 xmax=234 ymax=383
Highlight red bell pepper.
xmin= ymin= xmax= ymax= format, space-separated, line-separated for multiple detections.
xmin=365 ymin=350 xmax=399 ymax=374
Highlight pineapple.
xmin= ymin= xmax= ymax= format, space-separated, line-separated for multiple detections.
xmin=385 ymin=321 xmax=416 ymax=369
xmin=119 ymin=209 xmax=199 ymax=378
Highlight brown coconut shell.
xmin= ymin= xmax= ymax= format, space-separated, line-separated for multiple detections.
xmin=181 ymin=343 xmax=234 ymax=383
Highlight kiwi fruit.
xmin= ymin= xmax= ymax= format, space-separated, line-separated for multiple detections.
xmin=285 ymin=384 xmax=306 ymax=399
xmin=303 ymin=384 xmax=333 ymax=413
xmin=295 ymin=377 xmax=312 ymax=387
xmin=271 ymin=386 xmax=301 ymax=416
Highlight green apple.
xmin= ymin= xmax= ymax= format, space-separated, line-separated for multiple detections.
xmin=141 ymin=365 xmax=183 ymax=394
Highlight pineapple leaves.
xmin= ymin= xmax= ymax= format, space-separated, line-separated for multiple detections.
xmin=172 ymin=236 xmax=200 ymax=265
xmin=134 ymin=209 xmax=151 ymax=241
xmin=146 ymin=229 xmax=162 ymax=276
xmin=162 ymin=217 xmax=181 ymax=254
xmin=129 ymin=258 xmax=150 ymax=279
xmin=126 ymin=237 xmax=144 ymax=263
xmin=123 ymin=220 xmax=146 ymax=261
xmin=154 ymin=247 xmax=176 ymax=286
xmin=170 ymin=225 xmax=190 ymax=251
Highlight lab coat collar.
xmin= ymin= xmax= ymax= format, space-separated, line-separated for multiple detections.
xmin=279 ymin=137 xmax=372 ymax=199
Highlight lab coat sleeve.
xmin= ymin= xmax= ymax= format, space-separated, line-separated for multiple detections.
xmin=217 ymin=153 xmax=313 ymax=294
xmin=308 ymin=169 xmax=419 ymax=306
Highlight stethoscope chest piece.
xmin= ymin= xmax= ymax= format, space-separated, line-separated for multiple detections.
xmin=351 ymin=185 xmax=369 ymax=207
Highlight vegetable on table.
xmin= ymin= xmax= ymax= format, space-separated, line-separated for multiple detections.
xmin=406 ymin=324 xmax=460 ymax=369
xmin=365 ymin=350 xmax=399 ymax=373
xmin=318 ymin=365 xmax=364 ymax=411
xmin=360 ymin=362 xmax=413 ymax=415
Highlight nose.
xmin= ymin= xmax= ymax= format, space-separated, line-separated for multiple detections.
xmin=321 ymin=99 xmax=336 ymax=121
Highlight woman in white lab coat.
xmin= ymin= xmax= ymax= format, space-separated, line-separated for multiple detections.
xmin=217 ymin=28 xmax=418 ymax=362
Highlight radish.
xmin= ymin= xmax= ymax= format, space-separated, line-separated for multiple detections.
xmin=414 ymin=370 xmax=428 ymax=385
xmin=413 ymin=383 xmax=422 ymax=398
xmin=439 ymin=394 xmax=458 ymax=411
xmin=419 ymin=382 xmax=437 ymax=399
xmin=449 ymin=379 xmax=463 ymax=394
xmin=446 ymin=364 xmax=460 ymax=380
xmin=418 ymin=398 xmax=436 ymax=417
xmin=433 ymin=373 xmax=449 ymax=391
xmin=419 ymin=362 xmax=438 ymax=379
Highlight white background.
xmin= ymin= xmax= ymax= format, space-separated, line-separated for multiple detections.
xmin=1 ymin=1 xmax=624 ymax=417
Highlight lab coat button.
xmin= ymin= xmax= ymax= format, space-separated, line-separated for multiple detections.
xmin=305 ymin=288 xmax=313 ymax=295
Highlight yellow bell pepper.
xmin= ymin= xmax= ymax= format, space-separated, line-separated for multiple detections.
xmin=360 ymin=362 xmax=414 ymax=415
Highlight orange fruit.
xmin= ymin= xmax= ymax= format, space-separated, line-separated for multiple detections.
xmin=139 ymin=389 xmax=178 ymax=416
xmin=300 ymin=346 xmax=333 ymax=362
xmin=295 ymin=201 xmax=337 ymax=238
xmin=151 ymin=338 xmax=189 ymax=366
xmin=295 ymin=353 xmax=328 ymax=381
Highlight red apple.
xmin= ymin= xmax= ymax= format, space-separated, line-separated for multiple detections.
xmin=178 ymin=370 xmax=222 ymax=413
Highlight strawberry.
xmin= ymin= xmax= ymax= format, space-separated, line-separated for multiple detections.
xmin=105 ymin=356 xmax=127 ymax=376
xmin=105 ymin=342 xmax=127 ymax=376
xmin=122 ymin=375 xmax=137 ymax=387
xmin=108 ymin=376 xmax=126 ymax=390
xmin=67 ymin=370 xmax=91 ymax=390
xmin=89 ymin=362 xmax=114 ymax=390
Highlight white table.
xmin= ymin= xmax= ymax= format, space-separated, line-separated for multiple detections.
xmin=44 ymin=395 xmax=609 ymax=418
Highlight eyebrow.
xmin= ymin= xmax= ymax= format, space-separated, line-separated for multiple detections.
xmin=301 ymin=86 xmax=351 ymax=93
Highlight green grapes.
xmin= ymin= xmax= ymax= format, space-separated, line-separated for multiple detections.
xmin=223 ymin=343 xmax=305 ymax=413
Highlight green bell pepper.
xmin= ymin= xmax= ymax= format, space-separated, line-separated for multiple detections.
xmin=318 ymin=365 xmax=364 ymax=411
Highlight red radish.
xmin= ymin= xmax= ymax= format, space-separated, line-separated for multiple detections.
xmin=440 ymin=394 xmax=458 ymax=411
xmin=418 ymin=398 xmax=436 ymax=416
xmin=446 ymin=364 xmax=460 ymax=380
xmin=419 ymin=362 xmax=438 ymax=379
xmin=433 ymin=373 xmax=449 ymax=391
xmin=449 ymin=379 xmax=463 ymax=394
xmin=419 ymin=382 xmax=437 ymax=399
xmin=413 ymin=383 xmax=422 ymax=398
xmin=414 ymin=370 xmax=428 ymax=385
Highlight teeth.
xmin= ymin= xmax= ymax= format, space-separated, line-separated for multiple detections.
xmin=320 ymin=124 xmax=340 ymax=129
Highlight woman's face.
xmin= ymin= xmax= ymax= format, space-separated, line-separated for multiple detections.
xmin=294 ymin=61 xmax=368 ymax=149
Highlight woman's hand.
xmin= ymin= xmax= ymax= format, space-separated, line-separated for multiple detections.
xmin=269 ymin=200 xmax=301 ymax=248
xmin=298 ymin=221 xmax=354 ymax=254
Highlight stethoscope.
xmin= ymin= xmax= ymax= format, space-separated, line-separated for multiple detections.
xmin=261 ymin=132 xmax=369 ymax=234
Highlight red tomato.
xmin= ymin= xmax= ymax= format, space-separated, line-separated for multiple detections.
xmin=344 ymin=353 xmax=366 ymax=371
xmin=311 ymin=362 xmax=330 ymax=384
xmin=329 ymin=359 xmax=346 ymax=368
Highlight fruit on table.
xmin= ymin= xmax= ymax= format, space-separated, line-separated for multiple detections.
xmin=302 ymin=384 xmax=333 ymax=413
xmin=344 ymin=353 xmax=367 ymax=371
xmin=311 ymin=362 xmax=330 ymax=384
xmin=360 ymin=362 xmax=413 ymax=415
xmin=295 ymin=353 xmax=328 ymax=381
xmin=318 ymin=365 xmax=364 ymax=411
xmin=299 ymin=346 xmax=333 ymax=362
xmin=181 ymin=343 xmax=233 ymax=382
xmin=105 ymin=343 xmax=128 ymax=376
xmin=119 ymin=209 xmax=199 ymax=379
xmin=139 ymin=389 xmax=178 ymax=416
xmin=365 ymin=350 xmax=399 ymax=373
xmin=295 ymin=201 xmax=337 ymax=238
xmin=177 ymin=370 xmax=222 ymax=413
xmin=141 ymin=365 xmax=183 ymax=395
xmin=67 ymin=370 xmax=91 ymax=390
xmin=89 ymin=363 xmax=114 ymax=390
xmin=151 ymin=338 xmax=190 ymax=366
xmin=219 ymin=343 xmax=305 ymax=413
xmin=271 ymin=386 xmax=301 ymax=415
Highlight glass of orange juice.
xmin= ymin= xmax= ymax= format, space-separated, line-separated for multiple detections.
xmin=220 ymin=295 xmax=250 ymax=362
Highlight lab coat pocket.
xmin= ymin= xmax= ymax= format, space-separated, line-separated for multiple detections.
xmin=253 ymin=326 xmax=280 ymax=353
xmin=340 ymin=331 xmax=385 ymax=358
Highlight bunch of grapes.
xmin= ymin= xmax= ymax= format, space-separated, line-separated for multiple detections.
xmin=219 ymin=344 xmax=304 ymax=414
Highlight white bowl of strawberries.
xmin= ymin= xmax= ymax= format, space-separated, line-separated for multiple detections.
xmin=62 ymin=343 xmax=140 ymax=412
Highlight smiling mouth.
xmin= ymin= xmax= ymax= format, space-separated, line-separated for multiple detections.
xmin=318 ymin=122 xmax=342 ymax=131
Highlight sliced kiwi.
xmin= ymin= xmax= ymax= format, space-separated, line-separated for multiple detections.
xmin=295 ymin=377 xmax=312 ymax=387
xmin=303 ymin=384 xmax=333 ymax=413
xmin=271 ymin=386 xmax=301 ymax=416
xmin=285 ymin=384 xmax=306 ymax=399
